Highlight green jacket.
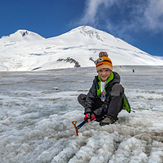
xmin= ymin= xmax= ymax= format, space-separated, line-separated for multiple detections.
xmin=84 ymin=71 xmax=131 ymax=114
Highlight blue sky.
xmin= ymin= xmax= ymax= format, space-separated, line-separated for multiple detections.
xmin=0 ymin=0 xmax=163 ymax=57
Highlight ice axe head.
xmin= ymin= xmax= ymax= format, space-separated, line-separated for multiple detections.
xmin=72 ymin=121 xmax=78 ymax=136
xmin=72 ymin=119 xmax=88 ymax=136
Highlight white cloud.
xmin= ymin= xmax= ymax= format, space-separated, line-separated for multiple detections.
xmin=79 ymin=0 xmax=114 ymax=25
xmin=78 ymin=0 xmax=163 ymax=39
xmin=144 ymin=0 xmax=163 ymax=30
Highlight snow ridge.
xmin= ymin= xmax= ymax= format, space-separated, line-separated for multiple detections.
xmin=0 ymin=26 xmax=163 ymax=71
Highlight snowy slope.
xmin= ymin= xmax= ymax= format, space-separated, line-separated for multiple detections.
xmin=0 ymin=26 xmax=163 ymax=71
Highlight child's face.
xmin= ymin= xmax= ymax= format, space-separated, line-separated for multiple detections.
xmin=97 ymin=68 xmax=111 ymax=82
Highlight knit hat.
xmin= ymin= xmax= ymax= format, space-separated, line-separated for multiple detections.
xmin=95 ymin=52 xmax=113 ymax=71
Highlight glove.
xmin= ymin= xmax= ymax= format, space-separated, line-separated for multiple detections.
xmin=91 ymin=114 xmax=96 ymax=121
xmin=84 ymin=113 xmax=96 ymax=121
xmin=84 ymin=113 xmax=91 ymax=120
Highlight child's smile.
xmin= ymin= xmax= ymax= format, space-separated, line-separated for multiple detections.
xmin=97 ymin=68 xmax=111 ymax=82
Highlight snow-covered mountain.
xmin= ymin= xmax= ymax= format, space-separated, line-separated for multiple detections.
xmin=0 ymin=26 xmax=163 ymax=71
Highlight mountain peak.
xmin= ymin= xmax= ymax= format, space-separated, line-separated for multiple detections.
xmin=69 ymin=26 xmax=104 ymax=41
xmin=68 ymin=26 xmax=126 ymax=44
xmin=16 ymin=30 xmax=29 ymax=37
xmin=71 ymin=26 xmax=99 ymax=32
xmin=1 ymin=30 xmax=44 ymax=41
xmin=0 ymin=26 xmax=163 ymax=71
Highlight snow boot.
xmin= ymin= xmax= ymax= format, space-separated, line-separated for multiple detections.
xmin=99 ymin=116 xmax=115 ymax=126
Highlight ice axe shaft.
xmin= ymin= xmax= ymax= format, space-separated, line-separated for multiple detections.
xmin=72 ymin=119 xmax=88 ymax=136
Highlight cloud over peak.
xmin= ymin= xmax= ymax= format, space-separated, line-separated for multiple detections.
xmin=78 ymin=0 xmax=163 ymax=40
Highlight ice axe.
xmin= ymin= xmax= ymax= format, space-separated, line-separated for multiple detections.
xmin=72 ymin=119 xmax=88 ymax=136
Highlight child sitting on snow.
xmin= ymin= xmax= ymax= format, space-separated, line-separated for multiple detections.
xmin=78 ymin=52 xmax=131 ymax=126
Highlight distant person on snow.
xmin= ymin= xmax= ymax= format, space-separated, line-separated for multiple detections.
xmin=78 ymin=52 xmax=131 ymax=126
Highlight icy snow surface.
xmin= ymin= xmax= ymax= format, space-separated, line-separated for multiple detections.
xmin=0 ymin=66 xmax=163 ymax=163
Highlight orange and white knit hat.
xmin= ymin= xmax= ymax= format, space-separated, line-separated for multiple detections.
xmin=95 ymin=52 xmax=113 ymax=71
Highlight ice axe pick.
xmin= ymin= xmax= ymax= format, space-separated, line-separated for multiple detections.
xmin=72 ymin=119 xmax=88 ymax=136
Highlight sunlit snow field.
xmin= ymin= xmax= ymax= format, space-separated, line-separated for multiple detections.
xmin=0 ymin=66 xmax=163 ymax=163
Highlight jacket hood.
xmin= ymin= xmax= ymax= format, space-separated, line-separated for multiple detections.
xmin=111 ymin=71 xmax=120 ymax=84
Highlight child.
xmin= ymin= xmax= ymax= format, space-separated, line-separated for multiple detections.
xmin=78 ymin=52 xmax=131 ymax=126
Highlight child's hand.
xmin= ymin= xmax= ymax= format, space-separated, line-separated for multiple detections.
xmin=84 ymin=113 xmax=96 ymax=122
xmin=84 ymin=113 xmax=91 ymax=122
xmin=91 ymin=114 xmax=96 ymax=121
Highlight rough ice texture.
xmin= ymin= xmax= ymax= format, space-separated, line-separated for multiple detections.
xmin=0 ymin=66 xmax=163 ymax=163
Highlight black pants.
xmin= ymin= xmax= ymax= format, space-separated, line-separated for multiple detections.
xmin=77 ymin=83 xmax=124 ymax=121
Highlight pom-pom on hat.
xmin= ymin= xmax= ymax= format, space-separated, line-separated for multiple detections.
xmin=95 ymin=52 xmax=113 ymax=71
